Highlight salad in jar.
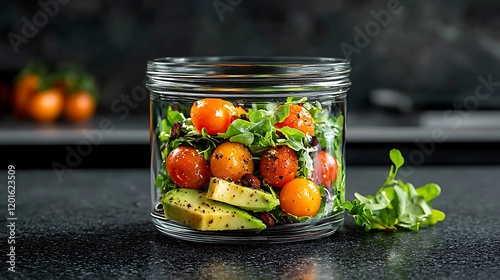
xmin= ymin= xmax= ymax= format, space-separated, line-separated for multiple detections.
xmin=153 ymin=96 xmax=345 ymax=231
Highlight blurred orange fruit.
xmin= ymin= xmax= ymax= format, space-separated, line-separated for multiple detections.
xmin=11 ymin=74 xmax=40 ymax=120
xmin=63 ymin=90 xmax=96 ymax=123
xmin=27 ymin=88 xmax=64 ymax=124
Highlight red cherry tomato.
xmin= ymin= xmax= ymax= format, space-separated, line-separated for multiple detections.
xmin=190 ymin=98 xmax=236 ymax=135
xmin=259 ymin=146 xmax=298 ymax=188
xmin=166 ymin=146 xmax=211 ymax=189
xmin=312 ymin=151 xmax=338 ymax=187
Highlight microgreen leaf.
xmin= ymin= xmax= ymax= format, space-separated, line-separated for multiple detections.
xmin=229 ymin=132 xmax=254 ymax=146
xmin=274 ymin=104 xmax=291 ymax=123
xmin=384 ymin=149 xmax=405 ymax=185
xmin=297 ymin=149 xmax=314 ymax=178
xmin=278 ymin=127 xmax=307 ymax=151
xmin=416 ymin=183 xmax=441 ymax=202
xmin=390 ymin=148 xmax=405 ymax=170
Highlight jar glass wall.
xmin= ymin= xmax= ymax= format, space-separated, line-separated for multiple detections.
xmin=146 ymin=57 xmax=351 ymax=244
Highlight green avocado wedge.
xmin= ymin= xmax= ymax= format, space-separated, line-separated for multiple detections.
xmin=206 ymin=177 xmax=279 ymax=212
xmin=162 ymin=188 xmax=266 ymax=231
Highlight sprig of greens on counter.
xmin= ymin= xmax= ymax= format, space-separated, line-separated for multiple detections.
xmin=343 ymin=149 xmax=446 ymax=232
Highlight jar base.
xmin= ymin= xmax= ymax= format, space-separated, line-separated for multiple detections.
xmin=151 ymin=212 xmax=344 ymax=244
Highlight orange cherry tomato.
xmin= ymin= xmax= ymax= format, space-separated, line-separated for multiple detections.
xmin=279 ymin=178 xmax=321 ymax=217
xmin=259 ymin=145 xmax=298 ymax=188
xmin=63 ymin=91 xmax=96 ymax=123
xmin=312 ymin=151 xmax=339 ymax=187
xmin=27 ymin=88 xmax=64 ymax=124
xmin=190 ymin=98 xmax=236 ymax=135
xmin=166 ymin=146 xmax=211 ymax=189
xmin=11 ymin=74 xmax=40 ymax=120
xmin=210 ymin=142 xmax=254 ymax=181
xmin=276 ymin=104 xmax=315 ymax=136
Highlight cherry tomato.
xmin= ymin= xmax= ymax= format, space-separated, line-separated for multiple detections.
xmin=210 ymin=142 xmax=254 ymax=181
xmin=166 ymin=146 xmax=211 ymax=189
xmin=259 ymin=146 xmax=298 ymax=188
xmin=190 ymin=98 xmax=236 ymax=135
xmin=276 ymin=104 xmax=315 ymax=136
xmin=312 ymin=151 xmax=339 ymax=187
xmin=279 ymin=178 xmax=321 ymax=217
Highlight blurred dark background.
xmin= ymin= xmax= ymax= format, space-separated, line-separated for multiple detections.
xmin=1 ymin=0 xmax=499 ymax=168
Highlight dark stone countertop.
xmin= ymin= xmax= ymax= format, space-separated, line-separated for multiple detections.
xmin=1 ymin=166 xmax=499 ymax=279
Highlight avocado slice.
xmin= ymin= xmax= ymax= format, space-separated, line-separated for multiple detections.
xmin=162 ymin=189 xmax=266 ymax=231
xmin=206 ymin=178 xmax=280 ymax=212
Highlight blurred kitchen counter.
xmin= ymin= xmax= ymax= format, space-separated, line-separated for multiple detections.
xmin=2 ymin=111 xmax=500 ymax=145
xmin=0 ymin=115 xmax=149 ymax=145
xmin=1 ymin=111 xmax=500 ymax=168
xmin=0 ymin=166 xmax=498 ymax=279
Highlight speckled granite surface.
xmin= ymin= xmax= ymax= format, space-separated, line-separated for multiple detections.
xmin=1 ymin=166 xmax=499 ymax=279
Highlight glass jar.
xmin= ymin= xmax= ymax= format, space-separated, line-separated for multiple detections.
xmin=146 ymin=56 xmax=351 ymax=244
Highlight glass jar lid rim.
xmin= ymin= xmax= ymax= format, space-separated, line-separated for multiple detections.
xmin=146 ymin=56 xmax=351 ymax=98
xmin=148 ymin=56 xmax=350 ymax=67
xmin=146 ymin=55 xmax=351 ymax=79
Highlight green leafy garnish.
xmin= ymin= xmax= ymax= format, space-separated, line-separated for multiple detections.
xmin=344 ymin=149 xmax=445 ymax=232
